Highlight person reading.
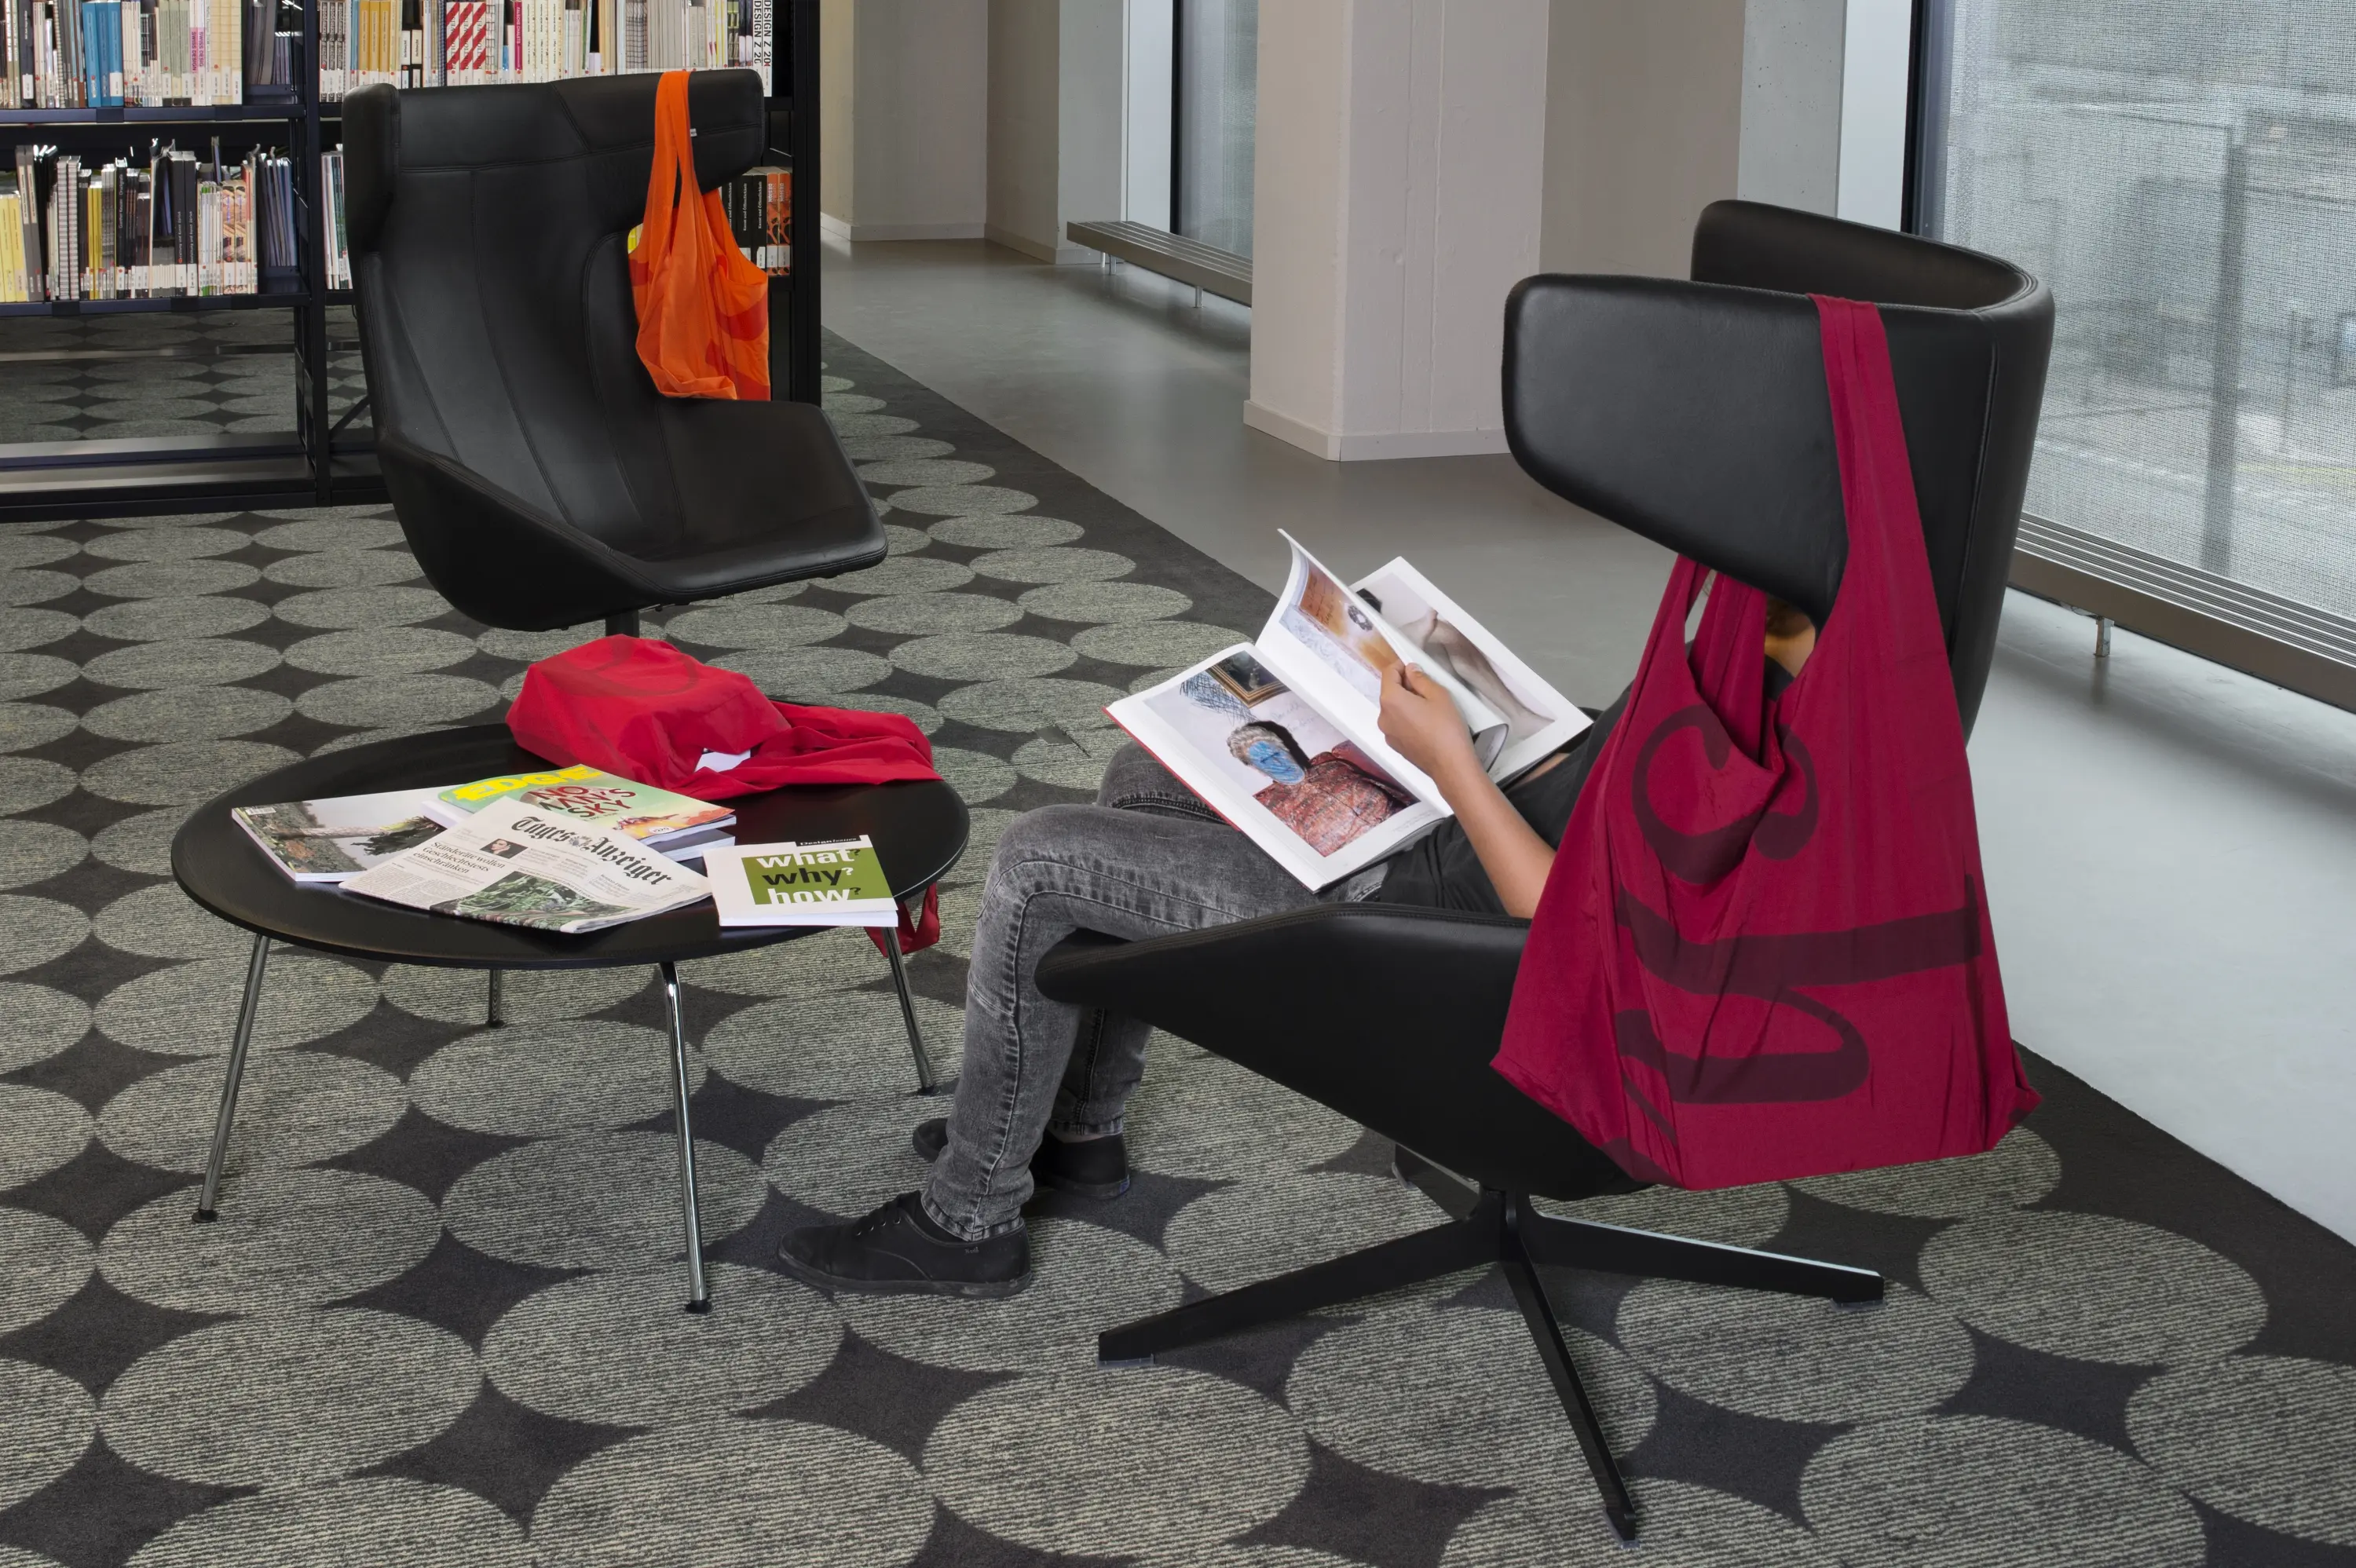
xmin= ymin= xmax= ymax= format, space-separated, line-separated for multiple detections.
xmin=774 ymin=597 xmax=1820 ymax=1298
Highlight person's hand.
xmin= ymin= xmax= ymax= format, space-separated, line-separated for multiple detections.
xmin=1378 ymin=663 xmax=1479 ymax=785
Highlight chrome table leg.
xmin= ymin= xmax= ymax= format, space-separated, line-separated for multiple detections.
xmin=485 ymin=967 xmax=504 ymax=1027
xmin=660 ymin=961 xmax=711 ymax=1312
xmin=882 ymin=935 xmax=938 ymax=1094
xmin=195 ymin=933 xmax=272 ymax=1221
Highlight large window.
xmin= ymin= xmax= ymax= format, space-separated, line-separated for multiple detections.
xmin=1919 ymin=0 xmax=2356 ymax=632
xmin=1174 ymin=0 xmax=1257 ymax=258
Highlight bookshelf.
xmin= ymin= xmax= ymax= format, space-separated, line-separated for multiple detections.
xmin=0 ymin=1 xmax=818 ymax=522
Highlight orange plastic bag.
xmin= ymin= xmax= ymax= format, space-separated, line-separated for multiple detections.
xmin=628 ymin=71 xmax=770 ymax=400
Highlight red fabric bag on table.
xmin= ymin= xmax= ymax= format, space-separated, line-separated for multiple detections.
xmin=1491 ymin=296 xmax=2039 ymax=1189
xmin=507 ymin=635 xmax=943 ymax=954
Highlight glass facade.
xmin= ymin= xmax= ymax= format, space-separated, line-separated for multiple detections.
xmin=1922 ymin=0 xmax=2356 ymax=620
xmin=1175 ymin=0 xmax=1257 ymax=258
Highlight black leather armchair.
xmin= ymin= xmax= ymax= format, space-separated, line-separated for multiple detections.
xmin=342 ymin=72 xmax=881 ymax=634
xmin=1037 ymin=200 xmax=2054 ymax=1542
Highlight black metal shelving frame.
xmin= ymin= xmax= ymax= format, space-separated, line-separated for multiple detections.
xmin=0 ymin=0 xmax=820 ymax=521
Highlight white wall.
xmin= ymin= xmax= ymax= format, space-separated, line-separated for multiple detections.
xmin=1736 ymin=0 xmax=1911 ymax=227
xmin=818 ymin=0 xmax=989 ymax=242
xmin=1541 ymin=1 xmax=1746 ymax=277
xmin=1536 ymin=0 xmax=1905 ymax=287
xmin=988 ymin=0 xmax=1064 ymax=258
xmin=1241 ymin=0 xmax=1348 ymax=444
xmin=985 ymin=0 xmax=1125 ymax=262
xmin=1060 ymin=0 xmax=1128 ymax=237
xmin=1246 ymin=0 xmax=1552 ymax=461
xmin=1124 ymin=0 xmax=1173 ymax=228
xmin=1835 ymin=0 xmax=1909 ymax=228
xmin=1738 ymin=0 xmax=1846 ymax=213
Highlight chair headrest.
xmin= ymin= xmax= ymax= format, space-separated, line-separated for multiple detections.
xmin=1504 ymin=210 xmax=2051 ymax=657
xmin=343 ymin=71 xmax=768 ymax=257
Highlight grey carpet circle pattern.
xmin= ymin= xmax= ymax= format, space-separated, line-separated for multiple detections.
xmin=923 ymin=1365 xmax=1310 ymax=1555
xmin=100 ymin=1307 xmax=481 ymax=1489
xmin=0 ymin=820 xmax=86 ymax=891
xmin=0 ymin=329 xmax=2348 ymax=1566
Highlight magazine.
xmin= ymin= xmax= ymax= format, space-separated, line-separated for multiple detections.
xmin=426 ymin=764 xmax=735 ymax=861
xmin=705 ymin=835 xmax=900 ymax=929
xmin=343 ymin=797 xmax=712 ymax=934
xmin=1106 ymin=533 xmax=1590 ymax=890
xmin=231 ymin=788 xmax=445 ymax=883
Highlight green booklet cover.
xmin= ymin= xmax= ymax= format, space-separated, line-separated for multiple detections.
xmin=708 ymin=835 xmax=900 ymax=927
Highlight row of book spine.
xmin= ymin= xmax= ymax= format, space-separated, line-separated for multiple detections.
xmin=0 ymin=0 xmax=292 ymax=108
xmin=318 ymin=0 xmax=768 ymax=97
xmin=718 ymin=159 xmax=785 ymax=276
xmin=4 ymin=139 xmax=785 ymax=303
xmin=1 ymin=140 xmax=292 ymax=300
xmin=3 ymin=0 xmax=770 ymax=108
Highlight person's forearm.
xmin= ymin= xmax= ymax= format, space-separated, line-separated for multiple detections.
xmin=1431 ymin=758 xmax=1555 ymax=919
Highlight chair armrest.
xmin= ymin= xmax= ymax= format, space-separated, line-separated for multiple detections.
xmin=1037 ymin=904 xmax=1622 ymax=1197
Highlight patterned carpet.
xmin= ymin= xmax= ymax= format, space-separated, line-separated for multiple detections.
xmin=0 ymin=331 xmax=2351 ymax=1567
xmin=0 ymin=309 xmax=368 ymax=447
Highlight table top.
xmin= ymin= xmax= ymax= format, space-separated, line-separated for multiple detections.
xmin=172 ymin=725 xmax=971 ymax=970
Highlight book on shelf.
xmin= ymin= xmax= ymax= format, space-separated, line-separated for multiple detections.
xmin=720 ymin=160 xmax=787 ymax=275
xmin=1105 ymin=533 xmax=1593 ymax=890
xmin=706 ymin=835 xmax=900 ymax=929
xmin=0 ymin=0 xmax=243 ymax=108
xmin=424 ymin=762 xmax=735 ymax=864
xmin=231 ymin=787 xmax=447 ymax=882
xmin=321 ymin=144 xmax=347 ymax=287
xmin=3 ymin=141 xmax=283 ymax=301
xmin=344 ymin=796 xmax=712 ymax=934
xmin=313 ymin=0 xmax=773 ymax=102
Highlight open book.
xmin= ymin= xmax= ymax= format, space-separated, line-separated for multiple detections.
xmin=1107 ymin=534 xmax=1590 ymax=890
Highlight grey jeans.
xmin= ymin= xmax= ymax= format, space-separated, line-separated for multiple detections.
xmin=924 ymin=742 xmax=1380 ymax=1240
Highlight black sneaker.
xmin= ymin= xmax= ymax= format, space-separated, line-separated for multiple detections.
xmin=911 ymin=1117 xmax=1130 ymax=1199
xmin=776 ymin=1193 xmax=1031 ymax=1299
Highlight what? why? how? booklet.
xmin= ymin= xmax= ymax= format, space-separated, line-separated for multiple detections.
xmin=705 ymin=835 xmax=902 ymax=929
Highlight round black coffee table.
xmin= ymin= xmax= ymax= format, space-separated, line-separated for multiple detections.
xmin=172 ymin=723 xmax=969 ymax=1310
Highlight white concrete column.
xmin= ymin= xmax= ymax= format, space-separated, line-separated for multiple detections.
xmin=985 ymin=0 xmax=1126 ymax=263
xmin=1835 ymin=0 xmax=1910 ymax=229
xmin=1539 ymin=1 xmax=1747 ymax=278
xmin=1122 ymin=0 xmax=1173 ymax=228
xmin=1736 ymin=0 xmax=1911 ymax=228
xmin=1246 ymin=0 xmax=1553 ymax=462
xmin=1739 ymin=0 xmax=1846 ymax=214
xmin=818 ymin=0 xmax=989 ymax=243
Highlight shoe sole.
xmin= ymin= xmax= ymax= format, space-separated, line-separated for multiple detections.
xmin=773 ymin=1247 xmax=1033 ymax=1300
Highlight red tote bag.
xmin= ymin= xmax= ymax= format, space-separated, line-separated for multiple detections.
xmin=508 ymin=636 xmax=945 ymax=954
xmin=1491 ymin=295 xmax=2039 ymax=1190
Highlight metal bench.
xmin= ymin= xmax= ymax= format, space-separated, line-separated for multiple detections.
xmin=1065 ymin=220 xmax=1253 ymax=307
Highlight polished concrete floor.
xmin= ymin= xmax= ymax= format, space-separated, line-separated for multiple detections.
xmin=823 ymin=237 xmax=2356 ymax=1247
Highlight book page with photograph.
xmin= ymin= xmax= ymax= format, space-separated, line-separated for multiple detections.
xmin=231 ymin=788 xmax=444 ymax=883
xmin=1260 ymin=532 xmax=1512 ymax=777
xmin=1347 ymin=557 xmax=1590 ymax=780
xmin=1105 ymin=647 xmax=1445 ymax=890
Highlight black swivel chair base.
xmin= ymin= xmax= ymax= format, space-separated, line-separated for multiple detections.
xmin=1096 ymin=1149 xmax=1884 ymax=1543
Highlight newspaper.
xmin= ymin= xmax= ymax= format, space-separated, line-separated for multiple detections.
xmin=342 ymin=797 xmax=712 ymax=934
xmin=1106 ymin=533 xmax=1590 ymax=890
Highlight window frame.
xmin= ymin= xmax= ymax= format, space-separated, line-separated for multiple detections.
xmin=1904 ymin=0 xmax=2356 ymax=713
